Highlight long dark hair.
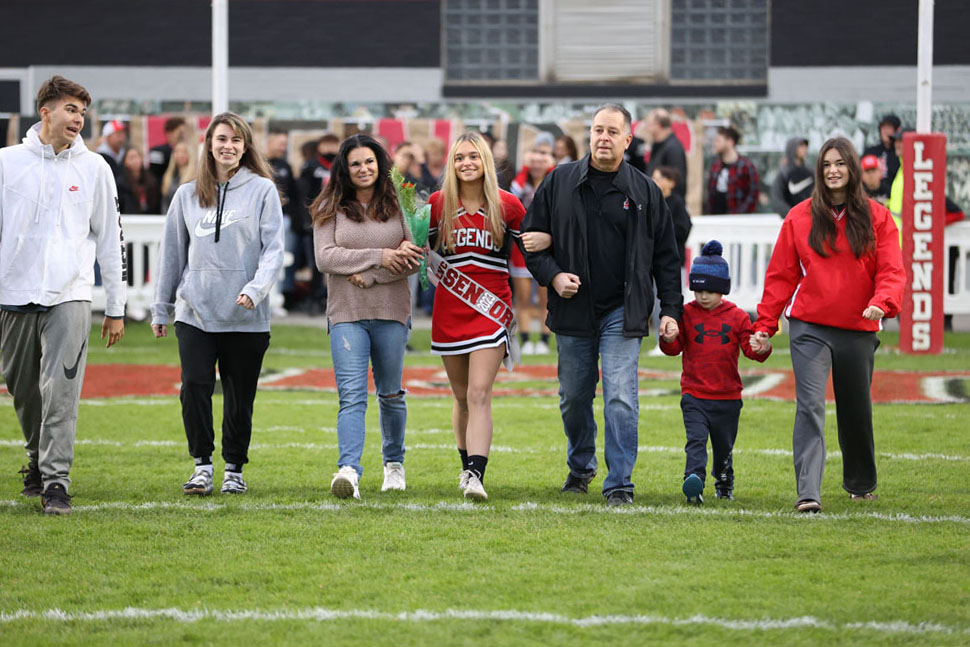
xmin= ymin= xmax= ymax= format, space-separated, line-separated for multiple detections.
xmin=311 ymin=134 xmax=398 ymax=225
xmin=809 ymin=137 xmax=875 ymax=258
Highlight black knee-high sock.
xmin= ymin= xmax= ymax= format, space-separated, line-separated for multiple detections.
xmin=458 ymin=448 xmax=469 ymax=471
xmin=467 ymin=455 xmax=488 ymax=482
xmin=519 ymin=331 xmax=529 ymax=344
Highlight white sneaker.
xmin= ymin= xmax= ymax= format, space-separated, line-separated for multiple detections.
xmin=462 ymin=470 xmax=488 ymax=501
xmin=534 ymin=340 xmax=549 ymax=354
xmin=381 ymin=462 xmax=406 ymax=492
xmin=648 ymin=344 xmax=665 ymax=357
xmin=221 ymin=471 xmax=247 ymax=494
xmin=459 ymin=470 xmax=471 ymax=491
xmin=183 ymin=466 xmax=213 ymax=496
xmin=521 ymin=340 xmax=535 ymax=355
xmin=331 ymin=465 xmax=360 ymax=500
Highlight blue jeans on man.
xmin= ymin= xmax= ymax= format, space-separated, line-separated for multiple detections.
xmin=555 ymin=306 xmax=642 ymax=495
xmin=329 ymin=319 xmax=409 ymax=476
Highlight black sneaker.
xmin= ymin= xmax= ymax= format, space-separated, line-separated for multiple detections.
xmin=19 ymin=462 xmax=42 ymax=498
xmin=41 ymin=483 xmax=72 ymax=515
xmin=606 ymin=489 xmax=634 ymax=506
xmin=715 ymin=489 xmax=734 ymax=501
xmin=561 ymin=471 xmax=596 ymax=494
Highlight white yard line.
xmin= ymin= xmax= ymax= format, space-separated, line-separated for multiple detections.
xmin=0 ymin=606 xmax=966 ymax=635
xmin=3 ymin=498 xmax=968 ymax=525
xmin=3 ymin=438 xmax=967 ymax=463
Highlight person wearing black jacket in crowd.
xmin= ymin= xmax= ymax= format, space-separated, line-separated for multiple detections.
xmin=651 ymin=166 xmax=692 ymax=265
xmin=523 ymin=103 xmax=683 ymax=507
xmin=267 ymin=130 xmax=312 ymax=311
xmin=148 ymin=116 xmax=186 ymax=184
xmin=770 ymin=136 xmax=814 ymax=217
xmin=862 ymin=114 xmax=900 ymax=190
xmin=645 ymin=109 xmax=687 ymax=198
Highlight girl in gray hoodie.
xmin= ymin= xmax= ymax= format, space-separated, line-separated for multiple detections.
xmin=151 ymin=112 xmax=284 ymax=497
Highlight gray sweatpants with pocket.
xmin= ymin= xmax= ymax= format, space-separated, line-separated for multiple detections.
xmin=1 ymin=301 xmax=91 ymax=492
xmin=789 ymin=318 xmax=880 ymax=503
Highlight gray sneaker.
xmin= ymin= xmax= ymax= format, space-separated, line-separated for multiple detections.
xmin=183 ymin=466 xmax=214 ymax=496
xmin=221 ymin=471 xmax=247 ymax=494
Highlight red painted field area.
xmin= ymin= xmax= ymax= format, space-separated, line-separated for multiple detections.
xmin=2 ymin=364 xmax=966 ymax=404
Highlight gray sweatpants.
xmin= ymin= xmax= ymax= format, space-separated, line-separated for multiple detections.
xmin=1 ymin=301 xmax=91 ymax=492
xmin=789 ymin=318 xmax=880 ymax=503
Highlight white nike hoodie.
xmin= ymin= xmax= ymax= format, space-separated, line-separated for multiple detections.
xmin=151 ymin=166 xmax=284 ymax=332
xmin=0 ymin=122 xmax=127 ymax=316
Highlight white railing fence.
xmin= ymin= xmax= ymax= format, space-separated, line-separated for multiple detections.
xmin=95 ymin=215 xmax=970 ymax=319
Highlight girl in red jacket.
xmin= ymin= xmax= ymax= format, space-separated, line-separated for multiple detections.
xmin=752 ymin=137 xmax=905 ymax=514
xmin=661 ymin=241 xmax=771 ymax=504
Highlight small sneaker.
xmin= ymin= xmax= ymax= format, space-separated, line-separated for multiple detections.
xmin=534 ymin=340 xmax=549 ymax=355
xmin=647 ymin=344 xmax=666 ymax=357
xmin=331 ymin=465 xmax=360 ymax=500
xmin=19 ymin=462 xmax=42 ymax=498
xmin=715 ymin=488 xmax=734 ymax=501
xmin=183 ymin=466 xmax=214 ymax=496
xmin=560 ymin=471 xmax=596 ymax=494
xmin=381 ymin=462 xmax=406 ymax=492
xmin=41 ymin=483 xmax=72 ymax=515
xmin=521 ymin=340 xmax=536 ymax=355
xmin=682 ymin=473 xmax=704 ymax=504
xmin=849 ymin=492 xmax=878 ymax=501
xmin=221 ymin=471 xmax=247 ymax=494
xmin=795 ymin=499 xmax=822 ymax=513
xmin=605 ymin=489 xmax=634 ymax=506
xmin=459 ymin=470 xmax=471 ymax=491
xmin=462 ymin=471 xmax=488 ymax=501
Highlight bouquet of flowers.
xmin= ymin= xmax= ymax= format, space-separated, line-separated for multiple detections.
xmin=390 ymin=166 xmax=431 ymax=288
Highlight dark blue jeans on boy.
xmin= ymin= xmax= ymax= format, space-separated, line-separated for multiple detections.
xmin=681 ymin=393 xmax=742 ymax=493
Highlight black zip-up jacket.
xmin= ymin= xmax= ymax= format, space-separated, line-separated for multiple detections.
xmin=523 ymin=155 xmax=684 ymax=337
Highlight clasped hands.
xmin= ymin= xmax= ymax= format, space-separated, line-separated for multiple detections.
xmin=349 ymin=240 xmax=425 ymax=288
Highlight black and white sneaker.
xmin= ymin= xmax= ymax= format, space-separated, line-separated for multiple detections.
xmin=183 ymin=466 xmax=214 ymax=496
xmin=41 ymin=483 xmax=72 ymax=515
xmin=221 ymin=471 xmax=247 ymax=494
xmin=19 ymin=462 xmax=42 ymax=498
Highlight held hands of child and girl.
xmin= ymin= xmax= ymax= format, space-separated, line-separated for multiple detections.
xmin=748 ymin=305 xmax=883 ymax=354
xmin=348 ymin=239 xmax=425 ymax=289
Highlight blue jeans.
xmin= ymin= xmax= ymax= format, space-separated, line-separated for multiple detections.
xmin=329 ymin=319 xmax=409 ymax=476
xmin=556 ymin=307 xmax=642 ymax=495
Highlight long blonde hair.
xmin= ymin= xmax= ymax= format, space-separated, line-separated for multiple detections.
xmin=437 ymin=132 xmax=504 ymax=252
xmin=195 ymin=112 xmax=274 ymax=207
xmin=161 ymin=140 xmax=197 ymax=198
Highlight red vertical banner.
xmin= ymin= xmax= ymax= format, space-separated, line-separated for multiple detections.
xmin=900 ymin=133 xmax=946 ymax=354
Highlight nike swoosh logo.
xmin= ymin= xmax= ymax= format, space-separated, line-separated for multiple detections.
xmin=195 ymin=214 xmax=248 ymax=238
xmin=63 ymin=341 xmax=86 ymax=380
xmin=788 ymin=177 xmax=814 ymax=195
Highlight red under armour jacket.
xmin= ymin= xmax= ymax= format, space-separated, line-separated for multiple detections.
xmin=755 ymin=198 xmax=905 ymax=335
xmin=660 ymin=300 xmax=771 ymax=400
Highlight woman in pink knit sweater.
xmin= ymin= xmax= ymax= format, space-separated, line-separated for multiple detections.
xmin=312 ymin=134 xmax=424 ymax=500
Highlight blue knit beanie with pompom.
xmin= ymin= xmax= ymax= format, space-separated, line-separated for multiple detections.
xmin=689 ymin=240 xmax=731 ymax=295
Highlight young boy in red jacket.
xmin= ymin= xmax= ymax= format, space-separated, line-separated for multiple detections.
xmin=661 ymin=241 xmax=771 ymax=503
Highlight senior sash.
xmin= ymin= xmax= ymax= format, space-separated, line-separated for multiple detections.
xmin=427 ymin=249 xmax=521 ymax=370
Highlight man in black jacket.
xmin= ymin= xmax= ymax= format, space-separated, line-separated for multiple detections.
xmin=644 ymin=108 xmax=688 ymax=198
xmin=523 ymin=103 xmax=683 ymax=506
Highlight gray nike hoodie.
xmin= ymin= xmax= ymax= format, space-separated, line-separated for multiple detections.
xmin=151 ymin=167 xmax=284 ymax=332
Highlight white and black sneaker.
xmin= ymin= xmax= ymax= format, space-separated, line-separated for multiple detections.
xmin=183 ymin=466 xmax=214 ymax=496
xmin=331 ymin=465 xmax=360 ymax=500
xmin=221 ymin=471 xmax=247 ymax=494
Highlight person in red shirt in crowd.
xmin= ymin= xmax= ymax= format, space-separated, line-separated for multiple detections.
xmin=751 ymin=137 xmax=905 ymax=514
xmin=661 ymin=240 xmax=771 ymax=504
xmin=706 ymin=126 xmax=760 ymax=214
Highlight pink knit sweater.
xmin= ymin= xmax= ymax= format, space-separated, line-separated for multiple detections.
xmin=313 ymin=210 xmax=414 ymax=325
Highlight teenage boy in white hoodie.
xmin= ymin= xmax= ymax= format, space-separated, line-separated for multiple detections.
xmin=0 ymin=76 xmax=127 ymax=515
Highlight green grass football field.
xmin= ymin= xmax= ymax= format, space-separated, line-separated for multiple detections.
xmin=1 ymin=322 xmax=969 ymax=646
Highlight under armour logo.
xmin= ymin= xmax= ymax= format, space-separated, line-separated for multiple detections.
xmin=694 ymin=323 xmax=731 ymax=345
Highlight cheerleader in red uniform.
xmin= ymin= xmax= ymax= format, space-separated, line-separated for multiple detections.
xmin=428 ymin=132 xmax=525 ymax=501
